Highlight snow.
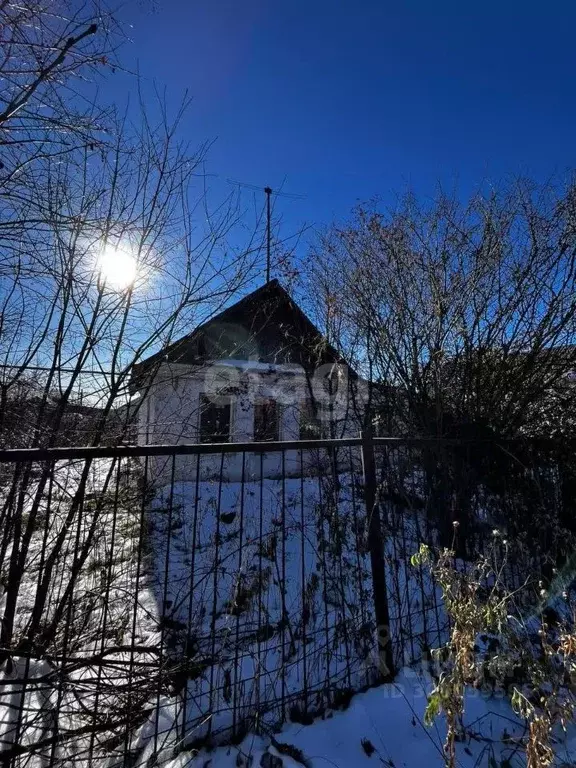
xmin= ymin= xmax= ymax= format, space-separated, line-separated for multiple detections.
xmin=0 ymin=453 xmax=557 ymax=767
xmin=143 ymin=469 xmax=454 ymax=749
xmin=0 ymin=457 xmax=162 ymax=767
xmin=156 ymin=667 xmax=576 ymax=768
xmin=148 ymin=474 xmax=378 ymax=745
xmin=0 ymin=462 xmax=388 ymax=764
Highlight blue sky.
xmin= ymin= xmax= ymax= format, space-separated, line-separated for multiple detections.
xmin=112 ymin=0 xmax=576 ymax=250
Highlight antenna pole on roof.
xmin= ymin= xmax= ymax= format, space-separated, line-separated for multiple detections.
xmin=264 ymin=186 xmax=272 ymax=282
xmin=226 ymin=178 xmax=306 ymax=284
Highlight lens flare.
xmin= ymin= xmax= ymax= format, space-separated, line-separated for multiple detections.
xmin=96 ymin=245 xmax=138 ymax=289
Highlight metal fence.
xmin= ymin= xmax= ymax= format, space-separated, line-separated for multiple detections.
xmin=0 ymin=436 xmax=572 ymax=766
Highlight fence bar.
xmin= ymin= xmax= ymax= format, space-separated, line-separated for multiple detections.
xmin=361 ymin=428 xmax=395 ymax=681
xmin=0 ymin=435 xmax=567 ymax=463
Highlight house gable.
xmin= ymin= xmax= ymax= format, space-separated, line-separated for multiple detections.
xmin=134 ymin=280 xmax=356 ymax=385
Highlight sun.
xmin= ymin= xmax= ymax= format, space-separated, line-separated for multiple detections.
xmin=96 ymin=245 xmax=138 ymax=289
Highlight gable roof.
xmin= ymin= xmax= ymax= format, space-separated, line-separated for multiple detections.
xmin=132 ymin=280 xmax=356 ymax=387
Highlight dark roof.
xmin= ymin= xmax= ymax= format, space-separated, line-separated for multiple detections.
xmin=132 ymin=280 xmax=356 ymax=387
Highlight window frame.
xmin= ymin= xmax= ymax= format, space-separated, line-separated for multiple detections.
xmin=299 ymin=398 xmax=323 ymax=440
xmin=198 ymin=392 xmax=232 ymax=443
xmin=254 ymin=397 xmax=281 ymax=442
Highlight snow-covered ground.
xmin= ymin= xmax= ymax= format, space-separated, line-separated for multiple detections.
xmin=0 ymin=458 xmax=162 ymax=766
xmin=147 ymin=471 xmax=449 ymax=747
xmin=152 ymin=667 xmax=576 ymax=768
xmin=0 ymin=455 xmax=542 ymax=767
xmin=149 ymin=474 xmax=378 ymax=745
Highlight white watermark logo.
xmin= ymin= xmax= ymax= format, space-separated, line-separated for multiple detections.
xmin=201 ymin=360 xmax=359 ymax=414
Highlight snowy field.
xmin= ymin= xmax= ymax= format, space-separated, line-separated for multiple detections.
xmin=0 ymin=458 xmax=162 ymax=766
xmin=0 ymin=453 xmax=523 ymax=766
xmin=148 ymin=473 xmax=378 ymax=744
xmin=149 ymin=667 xmax=576 ymax=768
xmin=147 ymin=468 xmax=449 ymax=747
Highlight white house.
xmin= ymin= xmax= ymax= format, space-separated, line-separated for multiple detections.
xmin=132 ymin=280 xmax=369 ymax=480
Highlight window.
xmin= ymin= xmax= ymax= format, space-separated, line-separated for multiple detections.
xmin=254 ymin=398 xmax=280 ymax=441
xmin=299 ymin=399 xmax=323 ymax=439
xmin=199 ymin=393 xmax=231 ymax=443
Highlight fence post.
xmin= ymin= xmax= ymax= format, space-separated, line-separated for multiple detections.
xmin=360 ymin=425 xmax=395 ymax=681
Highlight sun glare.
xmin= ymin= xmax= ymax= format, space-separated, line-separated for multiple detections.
xmin=96 ymin=245 xmax=138 ymax=289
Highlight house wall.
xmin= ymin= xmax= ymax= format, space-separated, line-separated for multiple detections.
xmin=137 ymin=361 xmax=366 ymax=482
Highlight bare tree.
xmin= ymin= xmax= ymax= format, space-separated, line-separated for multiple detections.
xmin=0 ymin=3 xmax=271 ymax=763
xmin=309 ymin=182 xmax=576 ymax=555
xmin=0 ymin=0 xmax=271 ymax=449
xmin=311 ymin=181 xmax=576 ymax=439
